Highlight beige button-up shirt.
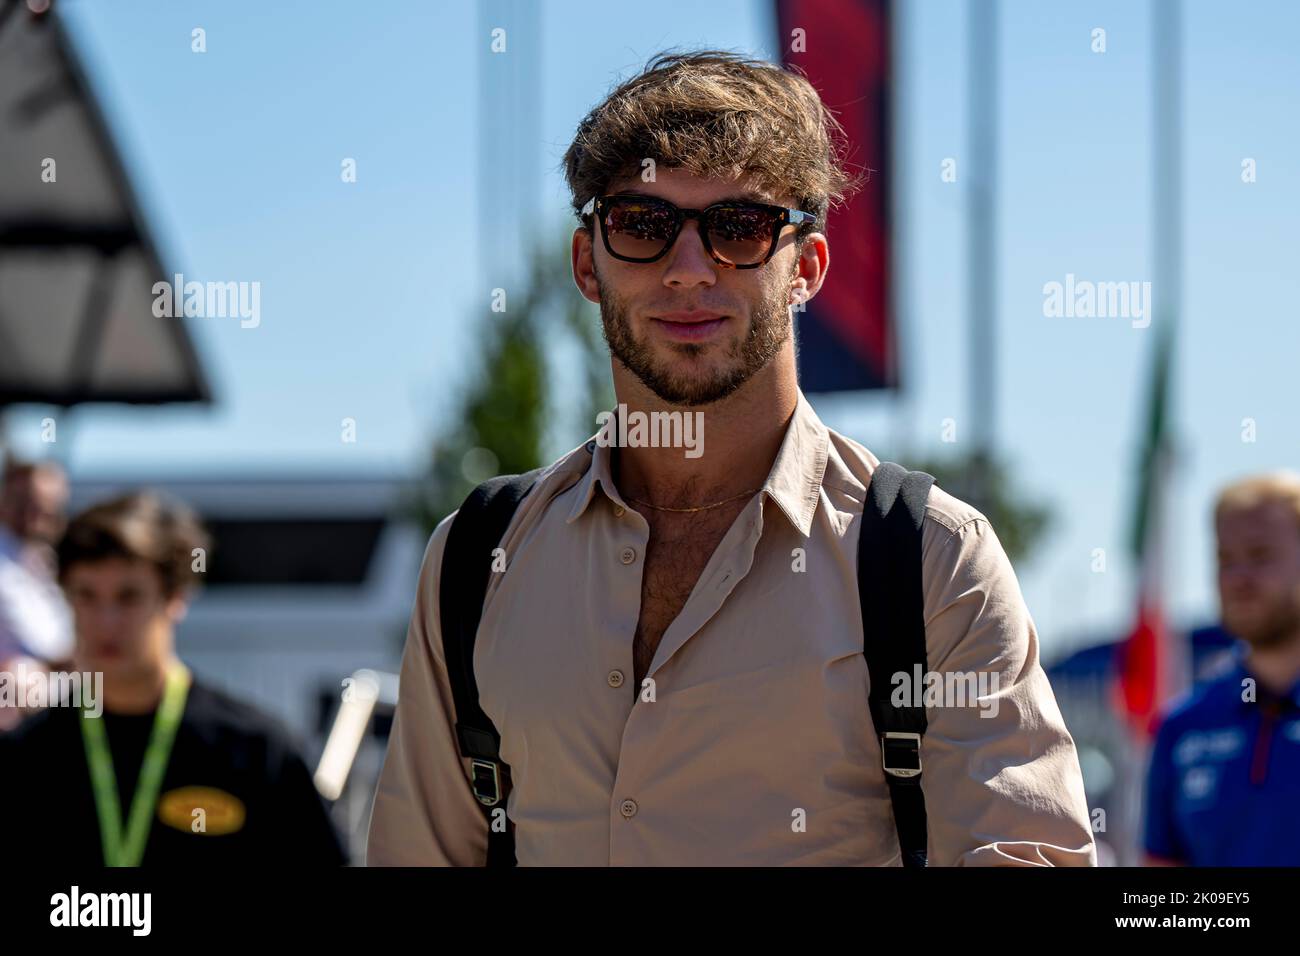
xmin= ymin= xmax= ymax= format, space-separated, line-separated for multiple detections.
xmin=367 ymin=391 xmax=1097 ymax=866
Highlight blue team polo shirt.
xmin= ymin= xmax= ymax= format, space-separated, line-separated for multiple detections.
xmin=1144 ymin=656 xmax=1300 ymax=865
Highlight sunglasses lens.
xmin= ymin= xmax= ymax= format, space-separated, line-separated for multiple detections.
xmin=707 ymin=205 xmax=778 ymax=265
xmin=603 ymin=199 xmax=678 ymax=260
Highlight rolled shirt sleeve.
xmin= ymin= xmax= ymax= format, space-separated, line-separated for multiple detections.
xmin=366 ymin=513 xmax=489 ymax=866
xmin=918 ymin=507 xmax=1097 ymax=866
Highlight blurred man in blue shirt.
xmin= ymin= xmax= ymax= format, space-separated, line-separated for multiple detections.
xmin=1144 ymin=471 xmax=1300 ymax=865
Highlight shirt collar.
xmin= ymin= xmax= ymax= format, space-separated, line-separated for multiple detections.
xmin=1227 ymin=653 xmax=1300 ymax=711
xmin=565 ymin=433 xmax=625 ymax=524
xmin=565 ymin=389 xmax=830 ymax=537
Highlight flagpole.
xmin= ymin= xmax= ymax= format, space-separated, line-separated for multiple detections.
xmin=1155 ymin=1 xmax=1182 ymax=317
xmin=477 ymin=0 xmax=541 ymax=298
xmin=967 ymin=0 xmax=998 ymax=502
xmin=1119 ymin=0 xmax=1183 ymax=868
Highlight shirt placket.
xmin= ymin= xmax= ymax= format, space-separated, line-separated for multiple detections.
xmin=605 ymin=496 xmax=767 ymax=865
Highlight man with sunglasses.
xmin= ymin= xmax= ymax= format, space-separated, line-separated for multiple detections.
xmin=368 ymin=50 xmax=1095 ymax=866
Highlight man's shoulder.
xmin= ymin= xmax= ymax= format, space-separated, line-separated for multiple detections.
xmin=1156 ymin=666 xmax=1250 ymax=740
xmin=184 ymin=680 xmax=302 ymax=755
xmin=432 ymin=442 xmax=593 ymax=533
xmin=823 ymin=428 xmax=989 ymax=540
xmin=0 ymin=700 xmax=69 ymax=750
xmin=418 ymin=442 xmax=596 ymax=589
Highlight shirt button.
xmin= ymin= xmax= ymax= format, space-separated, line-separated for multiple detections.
xmin=620 ymin=799 xmax=638 ymax=818
xmin=607 ymin=669 xmax=625 ymax=688
xmin=620 ymin=546 xmax=637 ymax=565
xmin=613 ymin=505 xmax=625 ymax=518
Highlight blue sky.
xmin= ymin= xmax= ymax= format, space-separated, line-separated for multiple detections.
xmin=7 ymin=0 xmax=1299 ymax=657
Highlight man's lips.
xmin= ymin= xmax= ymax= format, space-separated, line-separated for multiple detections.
xmin=653 ymin=311 xmax=726 ymax=323
xmin=649 ymin=311 xmax=729 ymax=341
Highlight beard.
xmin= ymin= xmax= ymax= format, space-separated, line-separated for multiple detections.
xmin=1223 ymin=594 xmax=1300 ymax=650
xmin=594 ymin=267 xmax=791 ymax=407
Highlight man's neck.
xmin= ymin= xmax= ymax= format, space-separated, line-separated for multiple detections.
xmin=100 ymin=657 xmax=179 ymax=715
xmin=1245 ymin=633 xmax=1300 ymax=699
xmin=612 ymin=353 xmax=799 ymax=507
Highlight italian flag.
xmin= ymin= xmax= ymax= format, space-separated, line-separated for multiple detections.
xmin=1116 ymin=320 xmax=1179 ymax=738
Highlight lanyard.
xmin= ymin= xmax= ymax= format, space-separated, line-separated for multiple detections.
xmin=79 ymin=664 xmax=191 ymax=867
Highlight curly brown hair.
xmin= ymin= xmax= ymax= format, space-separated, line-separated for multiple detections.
xmin=57 ymin=491 xmax=211 ymax=599
xmin=562 ymin=49 xmax=861 ymax=241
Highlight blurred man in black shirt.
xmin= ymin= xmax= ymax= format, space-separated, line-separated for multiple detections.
xmin=0 ymin=491 xmax=346 ymax=866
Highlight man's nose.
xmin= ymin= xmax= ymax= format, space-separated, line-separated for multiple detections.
xmin=661 ymin=220 xmax=717 ymax=287
xmin=82 ymin=605 xmax=124 ymax=633
xmin=1219 ymin=563 xmax=1258 ymax=590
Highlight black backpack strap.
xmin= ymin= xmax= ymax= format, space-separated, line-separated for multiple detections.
xmin=439 ymin=467 xmax=546 ymax=867
xmin=858 ymin=461 xmax=935 ymax=868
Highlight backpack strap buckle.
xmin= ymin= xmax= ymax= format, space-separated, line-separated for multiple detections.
xmin=469 ymin=758 xmax=504 ymax=806
xmin=881 ymin=731 xmax=923 ymax=779
xmin=457 ymin=722 xmax=508 ymax=806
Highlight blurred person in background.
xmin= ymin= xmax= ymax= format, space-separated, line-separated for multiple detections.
xmin=1144 ymin=471 xmax=1300 ymax=865
xmin=0 ymin=491 xmax=347 ymax=866
xmin=0 ymin=457 xmax=74 ymax=731
xmin=0 ymin=458 xmax=74 ymax=660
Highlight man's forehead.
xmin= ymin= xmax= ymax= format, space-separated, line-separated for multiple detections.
xmin=1218 ymin=502 xmax=1300 ymax=539
xmin=67 ymin=556 xmax=154 ymax=584
xmin=31 ymin=469 xmax=68 ymax=496
xmin=7 ymin=465 xmax=67 ymax=495
xmin=606 ymin=168 xmax=787 ymax=205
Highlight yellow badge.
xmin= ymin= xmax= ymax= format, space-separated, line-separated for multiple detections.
xmin=157 ymin=786 xmax=247 ymax=836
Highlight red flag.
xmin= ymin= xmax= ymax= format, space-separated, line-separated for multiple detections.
xmin=776 ymin=0 xmax=895 ymax=391
xmin=1117 ymin=601 xmax=1166 ymax=737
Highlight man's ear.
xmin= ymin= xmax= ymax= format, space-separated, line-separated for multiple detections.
xmin=572 ymin=226 xmax=601 ymax=305
xmin=790 ymin=232 xmax=829 ymax=306
xmin=166 ymin=591 xmax=190 ymax=624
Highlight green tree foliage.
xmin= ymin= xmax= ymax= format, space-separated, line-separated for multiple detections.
xmin=410 ymin=233 xmax=612 ymax=536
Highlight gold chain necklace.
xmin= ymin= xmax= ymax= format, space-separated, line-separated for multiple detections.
xmin=627 ymin=488 xmax=761 ymax=513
